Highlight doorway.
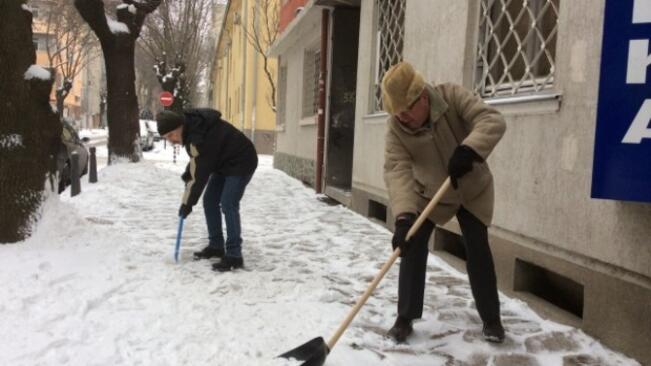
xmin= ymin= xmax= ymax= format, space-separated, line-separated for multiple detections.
xmin=325 ymin=6 xmax=360 ymax=202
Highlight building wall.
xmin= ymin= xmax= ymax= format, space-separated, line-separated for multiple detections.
xmin=271 ymin=7 xmax=321 ymax=184
xmin=279 ymin=0 xmax=309 ymax=33
xmin=212 ymin=0 xmax=278 ymax=155
xmin=355 ymin=0 xmax=651 ymax=282
xmin=80 ymin=52 xmax=103 ymax=129
xmin=31 ymin=0 xmax=85 ymax=123
xmin=351 ymin=1 xmax=391 ymax=202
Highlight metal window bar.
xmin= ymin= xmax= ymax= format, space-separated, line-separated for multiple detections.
xmin=277 ymin=66 xmax=288 ymax=127
xmin=302 ymin=49 xmax=321 ymax=118
xmin=313 ymin=50 xmax=321 ymax=116
xmin=475 ymin=0 xmax=559 ymax=98
xmin=374 ymin=0 xmax=406 ymax=112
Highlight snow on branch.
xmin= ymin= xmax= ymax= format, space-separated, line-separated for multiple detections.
xmin=106 ymin=16 xmax=131 ymax=34
xmin=0 ymin=135 xmax=24 ymax=150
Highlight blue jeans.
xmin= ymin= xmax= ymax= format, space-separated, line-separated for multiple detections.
xmin=203 ymin=174 xmax=253 ymax=258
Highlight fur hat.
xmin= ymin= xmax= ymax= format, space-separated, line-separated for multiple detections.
xmin=381 ymin=62 xmax=426 ymax=115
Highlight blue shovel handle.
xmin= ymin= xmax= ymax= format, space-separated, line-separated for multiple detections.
xmin=174 ymin=216 xmax=185 ymax=263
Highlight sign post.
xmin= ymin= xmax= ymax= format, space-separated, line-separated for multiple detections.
xmin=592 ymin=0 xmax=651 ymax=203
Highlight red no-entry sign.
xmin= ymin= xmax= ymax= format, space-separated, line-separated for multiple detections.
xmin=160 ymin=91 xmax=174 ymax=107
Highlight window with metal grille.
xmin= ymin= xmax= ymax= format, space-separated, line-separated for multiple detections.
xmin=302 ymin=48 xmax=320 ymax=118
xmin=277 ymin=65 xmax=288 ymax=128
xmin=475 ymin=0 xmax=559 ymax=99
xmin=373 ymin=0 xmax=406 ymax=112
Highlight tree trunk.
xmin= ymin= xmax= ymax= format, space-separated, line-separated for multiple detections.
xmin=56 ymin=80 xmax=73 ymax=120
xmin=0 ymin=1 xmax=62 ymax=243
xmin=104 ymin=38 xmax=141 ymax=162
xmin=74 ymin=0 xmax=162 ymax=163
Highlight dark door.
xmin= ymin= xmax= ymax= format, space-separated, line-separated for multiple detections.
xmin=325 ymin=7 xmax=360 ymax=191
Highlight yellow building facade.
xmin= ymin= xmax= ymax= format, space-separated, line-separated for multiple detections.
xmin=31 ymin=0 xmax=86 ymax=125
xmin=211 ymin=0 xmax=278 ymax=154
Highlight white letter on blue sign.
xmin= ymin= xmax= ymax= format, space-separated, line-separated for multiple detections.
xmin=633 ymin=0 xmax=651 ymax=23
xmin=622 ymin=100 xmax=651 ymax=143
xmin=627 ymin=40 xmax=651 ymax=84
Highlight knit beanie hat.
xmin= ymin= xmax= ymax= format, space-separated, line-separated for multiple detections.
xmin=156 ymin=110 xmax=185 ymax=135
xmin=381 ymin=61 xmax=426 ymax=115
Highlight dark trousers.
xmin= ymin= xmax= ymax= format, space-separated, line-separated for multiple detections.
xmin=398 ymin=206 xmax=501 ymax=324
xmin=203 ymin=174 xmax=253 ymax=258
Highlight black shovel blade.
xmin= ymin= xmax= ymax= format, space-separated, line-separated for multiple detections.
xmin=279 ymin=337 xmax=330 ymax=366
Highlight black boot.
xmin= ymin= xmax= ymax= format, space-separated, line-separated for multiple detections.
xmin=387 ymin=316 xmax=413 ymax=343
xmin=193 ymin=246 xmax=224 ymax=260
xmin=482 ymin=321 xmax=505 ymax=343
xmin=212 ymin=256 xmax=244 ymax=272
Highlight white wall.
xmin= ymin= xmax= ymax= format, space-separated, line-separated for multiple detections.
xmin=352 ymin=0 xmax=651 ymax=279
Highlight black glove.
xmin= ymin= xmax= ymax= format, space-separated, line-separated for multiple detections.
xmin=178 ymin=204 xmax=192 ymax=219
xmin=392 ymin=213 xmax=416 ymax=257
xmin=181 ymin=171 xmax=191 ymax=183
xmin=447 ymin=145 xmax=484 ymax=189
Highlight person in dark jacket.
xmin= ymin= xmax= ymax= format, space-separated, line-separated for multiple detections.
xmin=156 ymin=108 xmax=258 ymax=272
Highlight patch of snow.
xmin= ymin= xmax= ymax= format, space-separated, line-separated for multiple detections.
xmin=106 ymin=16 xmax=130 ymax=34
xmin=21 ymin=4 xmax=33 ymax=13
xmin=0 ymin=153 xmax=641 ymax=366
xmin=24 ymin=65 xmax=51 ymax=81
xmin=0 ymin=134 xmax=23 ymax=149
xmin=116 ymin=4 xmax=137 ymax=14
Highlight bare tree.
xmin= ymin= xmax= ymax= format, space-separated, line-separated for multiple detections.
xmin=135 ymin=44 xmax=161 ymax=117
xmin=138 ymin=0 xmax=215 ymax=110
xmin=0 ymin=1 xmax=62 ymax=243
xmin=74 ymin=0 xmax=161 ymax=163
xmin=43 ymin=0 xmax=98 ymax=119
xmin=244 ymin=0 xmax=279 ymax=110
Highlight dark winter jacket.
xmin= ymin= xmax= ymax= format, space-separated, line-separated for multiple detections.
xmin=181 ymin=108 xmax=258 ymax=208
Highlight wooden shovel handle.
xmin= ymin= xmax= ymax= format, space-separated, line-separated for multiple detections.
xmin=327 ymin=177 xmax=452 ymax=349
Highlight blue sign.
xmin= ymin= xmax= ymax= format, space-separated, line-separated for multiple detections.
xmin=592 ymin=0 xmax=651 ymax=202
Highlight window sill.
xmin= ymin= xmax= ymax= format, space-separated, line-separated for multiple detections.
xmin=363 ymin=111 xmax=389 ymax=125
xmin=299 ymin=115 xmax=317 ymax=126
xmin=484 ymin=92 xmax=562 ymax=116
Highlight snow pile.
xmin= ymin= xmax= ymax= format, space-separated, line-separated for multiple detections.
xmin=24 ymin=65 xmax=51 ymax=81
xmin=106 ymin=16 xmax=130 ymax=34
xmin=0 ymin=134 xmax=23 ymax=149
xmin=78 ymin=129 xmax=108 ymax=141
xmin=0 ymin=155 xmax=641 ymax=366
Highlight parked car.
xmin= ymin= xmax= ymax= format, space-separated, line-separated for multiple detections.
xmin=57 ymin=119 xmax=89 ymax=193
xmin=139 ymin=119 xmax=156 ymax=151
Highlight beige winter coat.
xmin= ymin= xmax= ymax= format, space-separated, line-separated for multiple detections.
xmin=383 ymin=82 xmax=506 ymax=226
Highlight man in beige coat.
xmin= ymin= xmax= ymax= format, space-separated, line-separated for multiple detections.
xmin=382 ymin=62 xmax=506 ymax=343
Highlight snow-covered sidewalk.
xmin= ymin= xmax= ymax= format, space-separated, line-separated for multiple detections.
xmin=0 ymin=151 xmax=640 ymax=366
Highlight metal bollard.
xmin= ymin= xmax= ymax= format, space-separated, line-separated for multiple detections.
xmin=71 ymin=152 xmax=81 ymax=197
xmin=89 ymin=146 xmax=98 ymax=183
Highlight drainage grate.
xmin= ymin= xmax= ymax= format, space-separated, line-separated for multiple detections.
xmin=368 ymin=199 xmax=387 ymax=223
xmin=433 ymin=228 xmax=467 ymax=261
xmin=514 ymin=259 xmax=584 ymax=318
